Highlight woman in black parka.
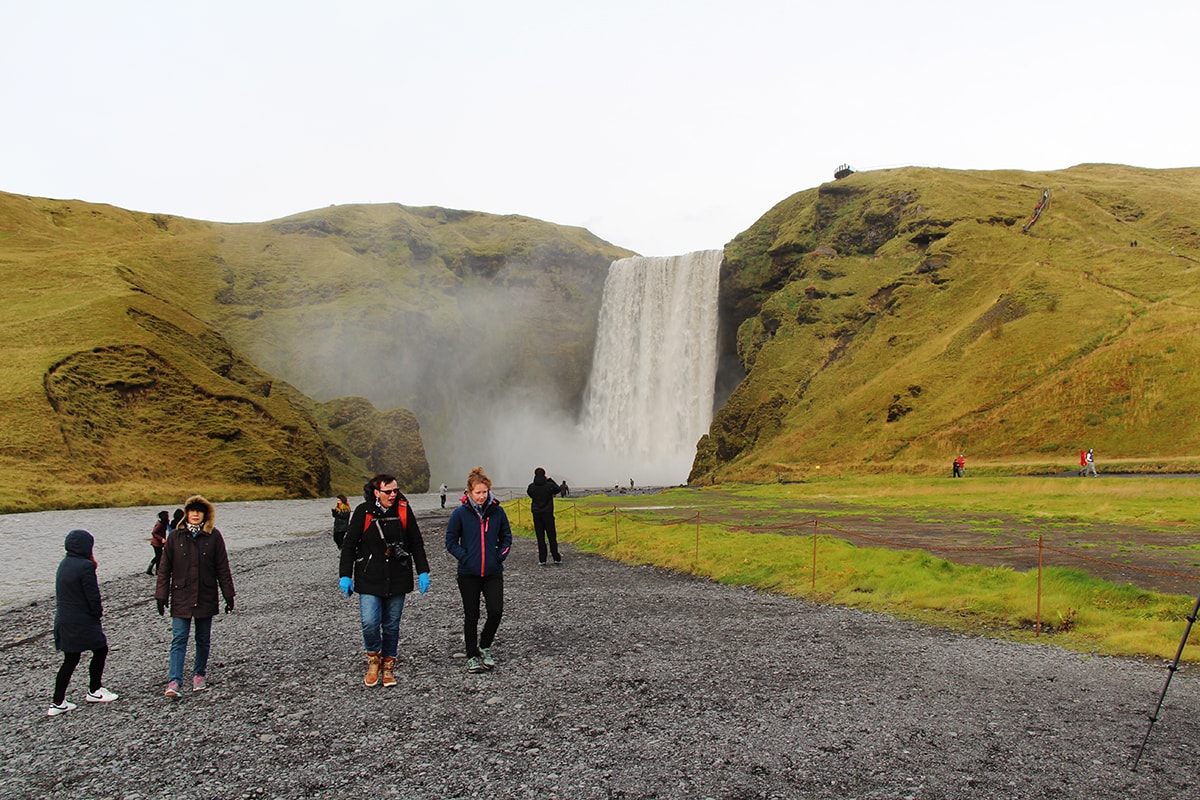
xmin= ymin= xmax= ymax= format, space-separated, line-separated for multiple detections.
xmin=49 ymin=529 xmax=119 ymax=715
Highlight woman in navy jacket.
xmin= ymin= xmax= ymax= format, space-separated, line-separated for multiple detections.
xmin=445 ymin=466 xmax=511 ymax=673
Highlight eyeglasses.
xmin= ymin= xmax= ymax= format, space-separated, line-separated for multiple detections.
xmin=379 ymin=488 xmax=400 ymax=495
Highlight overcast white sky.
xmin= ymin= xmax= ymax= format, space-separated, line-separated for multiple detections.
xmin=3 ymin=1 xmax=1196 ymax=256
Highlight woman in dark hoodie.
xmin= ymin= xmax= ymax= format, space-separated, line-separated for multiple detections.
xmin=155 ymin=495 xmax=236 ymax=697
xmin=49 ymin=529 xmax=118 ymax=715
xmin=445 ymin=466 xmax=512 ymax=673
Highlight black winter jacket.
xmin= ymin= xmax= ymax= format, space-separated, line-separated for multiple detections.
xmin=446 ymin=494 xmax=512 ymax=577
xmin=526 ymin=474 xmax=561 ymax=515
xmin=54 ymin=530 xmax=107 ymax=653
xmin=340 ymin=489 xmax=430 ymax=597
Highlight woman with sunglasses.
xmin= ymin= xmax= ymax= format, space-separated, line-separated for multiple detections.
xmin=338 ymin=474 xmax=430 ymax=687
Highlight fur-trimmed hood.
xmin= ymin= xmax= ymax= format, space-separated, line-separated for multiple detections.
xmin=183 ymin=495 xmax=216 ymax=533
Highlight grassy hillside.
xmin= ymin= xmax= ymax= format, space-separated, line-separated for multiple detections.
xmin=694 ymin=164 xmax=1200 ymax=481
xmin=0 ymin=193 xmax=628 ymax=512
xmin=161 ymin=203 xmax=633 ymax=475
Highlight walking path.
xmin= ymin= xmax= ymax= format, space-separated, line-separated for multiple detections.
xmin=2 ymin=517 xmax=1197 ymax=798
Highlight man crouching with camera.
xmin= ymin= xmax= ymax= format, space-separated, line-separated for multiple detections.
xmin=338 ymin=474 xmax=431 ymax=687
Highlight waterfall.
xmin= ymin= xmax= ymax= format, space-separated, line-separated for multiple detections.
xmin=578 ymin=250 xmax=723 ymax=485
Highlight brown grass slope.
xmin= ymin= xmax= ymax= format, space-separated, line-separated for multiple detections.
xmin=694 ymin=164 xmax=1200 ymax=481
xmin=0 ymin=192 xmax=630 ymax=512
xmin=191 ymin=204 xmax=632 ymax=470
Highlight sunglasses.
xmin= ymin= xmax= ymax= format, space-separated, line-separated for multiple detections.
xmin=379 ymin=488 xmax=400 ymax=495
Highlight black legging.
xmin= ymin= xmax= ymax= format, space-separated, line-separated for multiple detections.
xmin=456 ymin=574 xmax=503 ymax=657
xmin=54 ymin=647 xmax=108 ymax=705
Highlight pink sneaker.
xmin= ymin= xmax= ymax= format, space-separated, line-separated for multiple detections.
xmin=192 ymin=675 xmax=207 ymax=692
xmin=164 ymin=681 xmax=181 ymax=698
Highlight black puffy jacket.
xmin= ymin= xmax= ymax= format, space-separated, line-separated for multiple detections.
xmin=339 ymin=488 xmax=429 ymax=597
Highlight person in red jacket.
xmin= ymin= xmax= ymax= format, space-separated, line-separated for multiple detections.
xmin=145 ymin=510 xmax=169 ymax=575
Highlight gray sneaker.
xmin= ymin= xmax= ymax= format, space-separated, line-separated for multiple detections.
xmin=479 ymin=647 xmax=496 ymax=670
xmin=466 ymin=656 xmax=487 ymax=673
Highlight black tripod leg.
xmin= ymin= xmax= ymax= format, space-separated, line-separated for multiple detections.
xmin=1133 ymin=592 xmax=1200 ymax=771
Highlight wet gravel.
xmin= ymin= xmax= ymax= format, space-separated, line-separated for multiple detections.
xmin=2 ymin=507 xmax=1199 ymax=799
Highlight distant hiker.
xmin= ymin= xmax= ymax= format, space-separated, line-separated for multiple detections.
xmin=560 ymin=480 xmax=570 ymax=498
xmin=331 ymin=494 xmax=351 ymax=549
xmin=146 ymin=510 xmax=169 ymax=575
xmin=630 ymin=478 xmax=635 ymax=489
xmin=155 ymin=495 xmax=236 ymax=697
xmin=49 ymin=529 xmax=119 ymax=716
xmin=439 ymin=483 xmax=449 ymax=509
xmin=169 ymin=507 xmax=185 ymax=535
xmin=953 ymin=454 xmax=965 ymax=478
xmin=1079 ymin=449 xmax=1088 ymax=476
xmin=1084 ymin=448 xmax=1097 ymax=477
xmin=446 ymin=466 xmax=511 ymax=674
xmin=338 ymin=475 xmax=430 ymax=688
xmin=526 ymin=467 xmax=562 ymax=566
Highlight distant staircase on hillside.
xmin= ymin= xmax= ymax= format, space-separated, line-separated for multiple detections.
xmin=1022 ymin=187 xmax=1050 ymax=233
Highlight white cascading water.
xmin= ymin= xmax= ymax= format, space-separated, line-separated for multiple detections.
xmin=579 ymin=250 xmax=724 ymax=485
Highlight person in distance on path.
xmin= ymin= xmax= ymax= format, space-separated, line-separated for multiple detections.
xmin=49 ymin=529 xmax=119 ymax=715
xmin=446 ymin=466 xmax=511 ymax=673
xmin=339 ymin=474 xmax=430 ymax=688
xmin=526 ymin=467 xmax=562 ymax=566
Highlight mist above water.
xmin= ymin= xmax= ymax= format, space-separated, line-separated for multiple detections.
xmin=435 ymin=251 xmax=724 ymax=490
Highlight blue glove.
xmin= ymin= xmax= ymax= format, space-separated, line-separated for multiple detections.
xmin=339 ymin=576 xmax=353 ymax=597
xmin=418 ymin=572 xmax=430 ymax=594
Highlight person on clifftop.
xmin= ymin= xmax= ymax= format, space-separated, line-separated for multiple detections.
xmin=446 ymin=466 xmax=512 ymax=674
xmin=155 ymin=495 xmax=236 ymax=698
xmin=338 ymin=474 xmax=430 ymax=688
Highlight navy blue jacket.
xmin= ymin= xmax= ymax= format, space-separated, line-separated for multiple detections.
xmin=54 ymin=530 xmax=107 ymax=653
xmin=446 ymin=495 xmax=512 ymax=577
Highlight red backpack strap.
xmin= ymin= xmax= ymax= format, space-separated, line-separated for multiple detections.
xmin=396 ymin=501 xmax=408 ymax=529
xmin=363 ymin=512 xmax=373 ymax=532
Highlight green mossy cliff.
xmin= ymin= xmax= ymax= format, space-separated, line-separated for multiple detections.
xmin=0 ymin=193 xmax=629 ymax=511
xmin=693 ymin=164 xmax=1200 ymax=481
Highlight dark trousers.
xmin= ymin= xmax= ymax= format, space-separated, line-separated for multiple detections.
xmin=532 ymin=511 xmax=560 ymax=563
xmin=147 ymin=545 xmax=162 ymax=574
xmin=456 ymin=573 xmax=503 ymax=657
xmin=54 ymin=646 xmax=108 ymax=704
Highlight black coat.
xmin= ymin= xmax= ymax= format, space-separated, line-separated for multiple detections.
xmin=340 ymin=491 xmax=430 ymax=597
xmin=155 ymin=495 xmax=235 ymax=618
xmin=54 ymin=530 xmax=107 ymax=653
xmin=527 ymin=474 xmax=560 ymax=515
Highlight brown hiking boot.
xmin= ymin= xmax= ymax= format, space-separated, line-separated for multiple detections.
xmin=364 ymin=651 xmax=381 ymax=687
xmin=381 ymin=656 xmax=397 ymax=687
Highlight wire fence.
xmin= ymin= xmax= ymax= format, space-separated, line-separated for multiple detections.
xmin=502 ymin=496 xmax=1200 ymax=636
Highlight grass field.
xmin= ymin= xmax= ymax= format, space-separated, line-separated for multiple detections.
xmin=505 ymin=476 xmax=1200 ymax=661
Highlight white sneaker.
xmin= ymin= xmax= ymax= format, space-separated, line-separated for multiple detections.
xmin=47 ymin=701 xmax=77 ymax=716
xmin=86 ymin=687 xmax=119 ymax=703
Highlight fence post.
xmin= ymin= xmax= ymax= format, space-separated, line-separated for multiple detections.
xmin=1036 ymin=534 xmax=1044 ymax=636
xmin=811 ymin=519 xmax=818 ymax=591
xmin=614 ymin=507 xmax=619 ymax=545
xmin=573 ymin=503 xmax=578 ymax=536
xmin=516 ymin=497 xmax=522 ymax=527
xmin=694 ymin=512 xmax=701 ymax=565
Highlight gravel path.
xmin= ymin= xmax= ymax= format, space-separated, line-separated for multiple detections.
xmin=2 ymin=509 xmax=1198 ymax=799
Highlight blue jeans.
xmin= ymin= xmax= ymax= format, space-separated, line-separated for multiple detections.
xmin=358 ymin=593 xmax=405 ymax=658
xmin=169 ymin=616 xmax=212 ymax=684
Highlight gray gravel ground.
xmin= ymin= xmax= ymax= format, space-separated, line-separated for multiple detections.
xmin=3 ymin=508 xmax=1199 ymax=799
